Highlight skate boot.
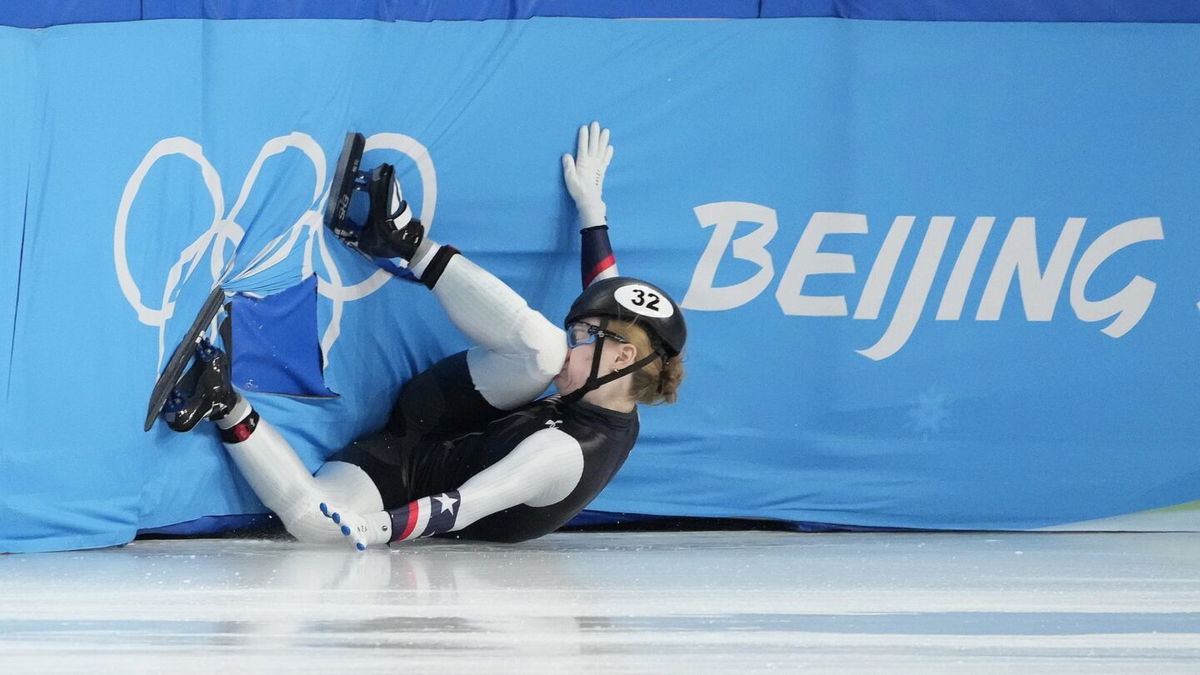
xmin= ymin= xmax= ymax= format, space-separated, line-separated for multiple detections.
xmin=163 ymin=338 xmax=237 ymax=432
xmin=324 ymin=132 xmax=424 ymax=277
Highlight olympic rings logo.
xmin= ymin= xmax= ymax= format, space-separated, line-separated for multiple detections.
xmin=113 ymin=131 xmax=436 ymax=371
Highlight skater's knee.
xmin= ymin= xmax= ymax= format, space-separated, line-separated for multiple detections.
xmin=314 ymin=461 xmax=384 ymax=513
xmin=516 ymin=310 xmax=568 ymax=382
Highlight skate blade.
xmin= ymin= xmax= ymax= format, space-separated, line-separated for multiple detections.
xmin=323 ymin=132 xmax=367 ymax=236
xmin=143 ymin=287 xmax=226 ymax=432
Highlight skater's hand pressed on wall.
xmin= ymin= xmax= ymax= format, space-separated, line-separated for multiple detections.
xmin=562 ymin=121 xmax=614 ymax=230
xmin=320 ymin=502 xmax=390 ymax=551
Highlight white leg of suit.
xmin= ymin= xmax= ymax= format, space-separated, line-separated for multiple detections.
xmin=221 ymin=404 xmax=383 ymax=542
xmin=425 ymin=249 xmax=568 ymax=410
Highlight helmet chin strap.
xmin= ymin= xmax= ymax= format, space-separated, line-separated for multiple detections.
xmin=562 ymin=317 xmax=663 ymax=405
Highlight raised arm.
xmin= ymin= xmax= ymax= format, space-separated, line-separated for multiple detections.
xmin=562 ymin=121 xmax=620 ymax=288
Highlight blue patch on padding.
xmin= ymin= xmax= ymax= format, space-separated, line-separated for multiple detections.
xmin=230 ymin=276 xmax=337 ymax=398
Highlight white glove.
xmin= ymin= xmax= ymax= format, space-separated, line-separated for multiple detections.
xmin=320 ymin=502 xmax=392 ymax=551
xmin=561 ymin=121 xmax=614 ymax=230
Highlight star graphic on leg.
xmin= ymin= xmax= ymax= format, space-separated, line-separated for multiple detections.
xmin=434 ymin=493 xmax=459 ymax=514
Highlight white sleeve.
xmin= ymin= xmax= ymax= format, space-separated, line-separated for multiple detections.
xmin=450 ymin=428 xmax=585 ymax=531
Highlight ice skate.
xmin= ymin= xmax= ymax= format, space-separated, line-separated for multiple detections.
xmin=163 ymin=338 xmax=237 ymax=432
xmin=143 ymin=286 xmax=228 ymax=432
xmin=323 ymin=132 xmax=425 ymax=276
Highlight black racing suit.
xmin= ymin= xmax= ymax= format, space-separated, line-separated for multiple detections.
xmin=331 ymin=350 xmax=638 ymax=543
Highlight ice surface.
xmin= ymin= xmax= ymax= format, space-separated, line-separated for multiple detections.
xmin=1 ymin=532 xmax=1198 ymax=672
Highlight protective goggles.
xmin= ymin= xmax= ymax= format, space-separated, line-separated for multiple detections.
xmin=566 ymin=321 xmax=629 ymax=349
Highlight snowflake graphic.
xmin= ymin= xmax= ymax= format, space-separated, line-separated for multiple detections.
xmin=907 ymin=387 xmax=952 ymax=439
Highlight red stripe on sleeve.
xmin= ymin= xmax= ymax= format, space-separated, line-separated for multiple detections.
xmin=399 ymin=501 xmax=420 ymax=541
xmin=583 ymin=254 xmax=616 ymax=287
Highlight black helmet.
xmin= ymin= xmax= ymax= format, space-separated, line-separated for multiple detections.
xmin=565 ymin=276 xmax=687 ymax=358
